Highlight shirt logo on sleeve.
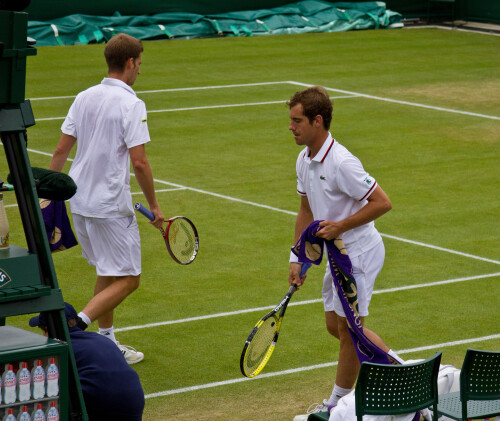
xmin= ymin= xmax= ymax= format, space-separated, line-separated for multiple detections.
xmin=364 ymin=177 xmax=373 ymax=185
xmin=320 ymin=175 xmax=326 ymax=180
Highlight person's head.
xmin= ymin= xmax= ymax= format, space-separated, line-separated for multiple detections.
xmin=29 ymin=303 xmax=79 ymax=336
xmin=287 ymin=86 xmax=333 ymax=149
xmin=287 ymin=86 xmax=333 ymax=131
xmin=104 ymin=33 xmax=143 ymax=85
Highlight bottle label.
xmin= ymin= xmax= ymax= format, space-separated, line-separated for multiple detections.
xmin=18 ymin=368 xmax=31 ymax=402
xmin=46 ymin=364 xmax=59 ymax=397
xmin=32 ymin=366 xmax=46 ymax=399
xmin=3 ymin=372 xmax=17 ymax=404
xmin=33 ymin=410 xmax=45 ymax=421
xmin=46 ymin=408 xmax=59 ymax=421
xmin=18 ymin=413 xmax=30 ymax=421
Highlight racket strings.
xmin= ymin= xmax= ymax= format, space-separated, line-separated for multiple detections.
xmin=243 ymin=316 xmax=278 ymax=374
xmin=168 ymin=218 xmax=196 ymax=263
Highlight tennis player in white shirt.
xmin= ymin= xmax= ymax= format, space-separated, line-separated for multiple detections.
xmin=50 ymin=34 xmax=164 ymax=365
xmin=287 ymin=86 xmax=404 ymax=419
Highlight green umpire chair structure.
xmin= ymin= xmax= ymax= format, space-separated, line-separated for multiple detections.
xmin=437 ymin=349 xmax=500 ymax=421
xmin=307 ymin=352 xmax=442 ymax=421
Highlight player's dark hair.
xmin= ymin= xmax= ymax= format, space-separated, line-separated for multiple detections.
xmin=287 ymin=86 xmax=333 ymax=130
xmin=104 ymin=34 xmax=143 ymax=73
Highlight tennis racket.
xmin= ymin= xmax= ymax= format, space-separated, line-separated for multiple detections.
xmin=240 ymin=262 xmax=312 ymax=378
xmin=134 ymin=202 xmax=199 ymax=265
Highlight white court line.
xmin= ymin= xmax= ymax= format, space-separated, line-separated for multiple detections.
xmin=27 ymin=148 xmax=53 ymax=157
xmin=288 ymin=81 xmax=500 ymax=120
xmin=29 ymin=80 xmax=500 ymax=121
xmin=381 ymin=233 xmax=500 ymax=265
xmin=29 ymin=81 xmax=294 ymax=101
xmin=145 ymin=333 xmax=500 ymax=399
xmin=131 ymin=188 xmax=185 ymax=194
xmin=115 ymin=271 xmax=500 ymax=333
xmin=151 ymin=177 xmax=299 ymax=216
xmin=32 ymin=94 xmax=359 ymax=121
xmin=147 ymin=96 xmax=358 ymax=114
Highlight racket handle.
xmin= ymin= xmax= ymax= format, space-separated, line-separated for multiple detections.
xmin=134 ymin=202 xmax=154 ymax=221
xmin=290 ymin=263 xmax=311 ymax=292
xmin=300 ymin=262 xmax=312 ymax=277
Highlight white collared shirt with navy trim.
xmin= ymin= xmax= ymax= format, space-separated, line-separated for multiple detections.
xmin=295 ymin=133 xmax=382 ymax=257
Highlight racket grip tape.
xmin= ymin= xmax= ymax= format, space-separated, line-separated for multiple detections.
xmin=300 ymin=262 xmax=312 ymax=277
xmin=291 ymin=263 xmax=312 ymax=291
xmin=134 ymin=202 xmax=154 ymax=221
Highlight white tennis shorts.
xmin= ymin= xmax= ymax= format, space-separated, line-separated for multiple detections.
xmin=72 ymin=214 xmax=141 ymax=277
xmin=322 ymin=240 xmax=385 ymax=317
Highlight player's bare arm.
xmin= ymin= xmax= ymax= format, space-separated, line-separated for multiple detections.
xmin=49 ymin=133 xmax=76 ymax=172
xmin=316 ymin=185 xmax=392 ymax=241
xmin=289 ymin=195 xmax=314 ymax=286
xmin=130 ymin=144 xmax=164 ymax=229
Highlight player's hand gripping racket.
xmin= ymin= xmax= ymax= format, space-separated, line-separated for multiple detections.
xmin=240 ymin=262 xmax=312 ymax=378
xmin=134 ymin=202 xmax=199 ymax=265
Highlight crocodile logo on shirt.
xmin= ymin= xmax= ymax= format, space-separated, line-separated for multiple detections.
xmin=320 ymin=175 xmax=326 ymax=180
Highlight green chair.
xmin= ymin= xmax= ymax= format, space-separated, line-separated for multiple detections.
xmin=355 ymin=352 xmax=442 ymax=421
xmin=307 ymin=411 xmax=330 ymax=420
xmin=437 ymin=349 xmax=500 ymax=421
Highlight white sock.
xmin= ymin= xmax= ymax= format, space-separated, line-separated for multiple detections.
xmin=389 ymin=349 xmax=405 ymax=364
xmin=98 ymin=326 xmax=117 ymax=344
xmin=326 ymin=384 xmax=351 ymax=406
xmin=78 ymin=312 xmax=91 ymax=326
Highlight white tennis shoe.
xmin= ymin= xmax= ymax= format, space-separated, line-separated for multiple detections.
xmin=117 ymin=343 xmax=144 ymax=365
xmin=293 ymin=399 xmax=330 ymax=421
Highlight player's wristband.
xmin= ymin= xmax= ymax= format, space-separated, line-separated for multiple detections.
xmin=289 ymin=250 xmax=300 ymax=263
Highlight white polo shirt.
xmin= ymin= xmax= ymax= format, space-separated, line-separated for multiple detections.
xmin=62 ymin=78 xmax=151 ymax=218
xmin=296 ymin=133 xmax=382 ymax=257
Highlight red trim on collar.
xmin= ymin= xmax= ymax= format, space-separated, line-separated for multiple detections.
xmin=319 ymin=138 xmax=335 ymax=163
xmin=360 ymin=182 xmax=377 ymax=201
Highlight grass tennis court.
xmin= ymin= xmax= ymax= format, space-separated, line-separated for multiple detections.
xmin=2 ymin=27 xmax=499 ymax=420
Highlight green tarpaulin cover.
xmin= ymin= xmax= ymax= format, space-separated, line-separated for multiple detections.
xmin=28 ymin=1 xmax=402 ymax=46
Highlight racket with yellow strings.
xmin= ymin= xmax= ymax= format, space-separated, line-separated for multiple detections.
xmin=240 ymin=262 xmax=311 ymax=377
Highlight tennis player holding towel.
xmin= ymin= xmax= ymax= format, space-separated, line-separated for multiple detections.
xmin=287 ymin=86 xmax=404 ymax=419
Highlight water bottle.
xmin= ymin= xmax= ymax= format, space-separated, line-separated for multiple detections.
xmin=2 ymin=364 xmax=17 ymax=404
xmin=31 ymin=360 xmax=45 ymax=399
xmin=16 ymin=405 xmax=31 ymax=421
xmin=17 ymin=362 xmax=31 ymax=402
xmin=31 ymin=403 xmax=46 ymax=421
xmin=2 ymin=408 xmax=16 ymax=421
xmin=45 ymin=359 xmax=59 ymax=397
xmin=0 ymin=193 xmax=9 ymax=249
xmin=45 ymin=402 xmax=59 ymax=421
